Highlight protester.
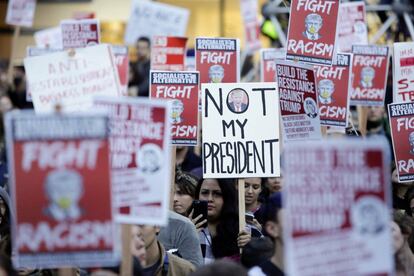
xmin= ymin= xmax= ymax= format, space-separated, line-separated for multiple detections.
xmin=158 ymin=211 xmax=204 ymax=268
xmin=189 ymin=260 xmax=247 ymax=276
xmin=173 ymin=171 xmax=198 ymax=216
xmin=249 ymin=192 xmax=284 ymax=275
xmin=240 ymin=237 xmax=274 ymax=269
xmin=129 ymin=36 xmax=151 ymax=97
xmin=243 ymin=177 xmax=265 ymax=235
xmin=0 ymin=187 xmax=11 ymax=257
xmin=192 ymin=178 xmax=251 ymax=263
xmin=265 ymin=176 xmax=282 ymax=195
xmin=176 ymin=147 xmax=202 ymax=173
xmin=131 ymin=225 xmax=195 ymax=276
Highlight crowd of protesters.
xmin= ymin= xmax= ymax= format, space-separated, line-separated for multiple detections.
xmin=0 ymin=35 xmax=412 ymax=276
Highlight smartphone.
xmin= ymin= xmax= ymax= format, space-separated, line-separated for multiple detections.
xmin=191 ymin=200 xmax=208 ymax=228
xmin=245 ymin=213 xmax=254 ymax=224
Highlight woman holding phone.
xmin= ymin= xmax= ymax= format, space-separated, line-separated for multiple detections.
xmin=191 ymin=178 xmax=251 ymax=264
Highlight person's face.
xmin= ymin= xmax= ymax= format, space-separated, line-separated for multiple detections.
xmin=49 ymin=176 xmax=81 ymax=209
xmin=391 ymin=221 xmax=404 ymax=253
xmin=318 ymin=83 xmax=334 ymax=99
xmin=171 ymin=104 xmax=183 ymax=120
xmin=267 ymin=177 xmax=282 ymax=193
xmin=131 ymin=225 xmax=147 ymax=266
xmin=199 ymin=179 xmax=224 ymax=221
xmin=244 ymin=178 xmax=261 ymax=205
xmin=136 ymin=40 xmax=150 ymax=60
xmin=307 ymin=102 xmax=316 ymax=113
xmin=173 ymin=185 xmax=193 ymax=215
xmin=367 ymin=106 xmax=384 ymax=122
xmin=305 ymin=18 xmax=322 ymax=34
xmin=209 ymin=70 xmax=224 ymax=83
xmin=231 ymin=92 xmax=244 ymax=105
xmin=362 ymin=69 xmax=374 ymax=84
xmin=135 ymin=225 xmax=159 ymax=250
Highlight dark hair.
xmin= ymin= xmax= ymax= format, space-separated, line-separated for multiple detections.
xmin=0 ymin=253 xmax=16 ymax=276
xmin=241 ymin=237 xmax=274 ymax=268
xmin=394 ymin=211 xmax=414 ymax=253
xmin=261 ymin=192 xmax=282 ymax=237
xmin=175 ymin=170 xmax=198 ymax=199
xmin=137 ymin=36 xmax=151 ymax=46
xmin=189 ymin=260 xmax=247 ymax=276
xmin=196 ymin=178 xmax=240 ymax=258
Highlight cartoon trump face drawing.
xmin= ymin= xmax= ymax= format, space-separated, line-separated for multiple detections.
xmin=409 ymin=132 xmax=414 ymax=155
xmin=208 ymin=65 xmax=225 ymax=83
xmin=360 ymin=66 xmax=375 ymax=88
xmin=303 ymin=13 xmax=323 ymax=40
xmin=171 ymin=99 xmax=184 ymax=124
xmin=318 ymin=79 xmax=334 ymax=105
xmin=44 ymin=169 xmax=84 ymax=221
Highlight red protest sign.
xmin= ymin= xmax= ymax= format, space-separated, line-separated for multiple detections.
xmin=151 ymin=36 xmax=187 ymax=71
xmin=112 ymin=45 xmax=129 ymax=97
xmin=284 ymin=138 xmax=393 ymax=275
xmin=286 ymin=0 xmax=340 ymax=65
xmin=6 ymin=0 xmax=36 ymax=27
xmin=61 ymin=19 xmax=100 ymax=49
xmin=275 ymin=60 xmax=322 ymax=141
xmin=260 ymin=48 xmax=286 ymax=82
xmin=314 ymin=53 xmax=352 ymax=128
xmin=337 ymin=2 xmax=368 ymax=53
xmin=350 ymin=45 xmax=390 ymax=106
xmin=6 ymin=112 xmax=115 ymax=268
xmin=150 ymin=71 xmax=199 ymax=146
xmin=94 ymin=97 xmax=172 ymax=225
xmin=388 ymin=102 xmax=414 ymax=182
xmin=195 ymin=37 xmax=240 ymax=84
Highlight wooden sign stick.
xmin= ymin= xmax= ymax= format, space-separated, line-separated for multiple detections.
xmin=238 ymin=178 xmax=246 ymax=253
xmin=170 ymin=146 xmax=177 ymax=209
xmin=120 ymin=224 xmax=133 ymax=276
xmin=357 ymin=106 xmax=368 ymax=137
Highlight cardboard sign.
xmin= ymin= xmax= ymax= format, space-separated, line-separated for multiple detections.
xmin=260 ymin=48 xmax=286 ymax=82
xmin=286 ymin=0 xmax=340 ymax=65
xmin=6 ymin=0 xmax=36 ymax=27
xmin=388 ymin=102 xmax=414 ymax=182
xmin=6 ymin=111 xmax=115 ymax=268
xmin=196 ymin=37 xmax=240 ymax=84
xmin=275 ymin=60 xmax=322 ymax=141
xmin=240 ymin=0 xmax=262 ymax=53
xmin=393 ymin=42 xmax=414 ymax=103
xmin=202 ymin=82 xmax=280 ymax=178
xmin=337 ymin=2 xmax=368 ymax=53
xmin=124 ymin=0 xmax=189 ymax=45
xmin=24 ymin=44 xmax=120 ymax=113
xmin=314 ymin=53 xmax=352 ymax=128
xmin=93 ymin=97 xmax=171 ymax=225
xmin=150 ymin=71 xmax=199 ymax=146
xmin=112 ymin=45 xmax=129 ymax=97
xmin=350 ymin=45 xmax=389 ymax=106
xmin=61 ymin=19 xmax=100 ymax=49
xmin=34 ymin=27 xmax=63 ymax=49
xmin=284 ymin=138 xmax=393 ymax=276
xmin=151 ymin=36 xmax=187 ymax=71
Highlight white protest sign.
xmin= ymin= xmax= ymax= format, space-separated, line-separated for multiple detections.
xmin=202 ymin=82 xmax=280 ymax=178
xmin=6 ymin=0 xmax=36 ymax=27
xmin=284 ymin=138 xmax=393 ymax=276
xmin=34 ymin=27 xmax=63 ymax=49
xmin=393 ymin=42 xmax=414 ymax=103
xmin=124 ymin=0 xmax=189 ymax=45
xmin=24 ymin=44 xmax=120 ymax=113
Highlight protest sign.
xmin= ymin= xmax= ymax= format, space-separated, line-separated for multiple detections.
xmin=314 ymin=53 xmax=352 ymax=128
xmin=337 ymin=2 xmax=368 ymax=53
xmin=393 ymin=42 xmax=414 ymax=103
xmin=151 ymin=36 xmax=187 ymax=71
xmin=202 ymin=82 xmax=280 ymax=178
xmin=388 ymin=102 xmax=414 ymax=182
xmin=93 ymin=96 xmax=171 ymax=225
xmin=275 ymin=60 xmax=322 ymax=141
xmin=196 ymin=37 xmax=240 ymax=84
xmin=124 ymin=0 xmax=189 ymax=45
xmin=286 ymin=0 xmax=340 ymax=65
xmin=24 ymin=44 xmax=120 ymax=113
xmin=6 ymin=0 xmax=36 ymax=27
xmin=61 ymin=19 xmax=100 ymax=49
xmin=260 ymin=48 xmax=286 ymax=82
xmin=150 ymin=71 xmax=199 ymax=146
xmin=112 ymin=45 xmax=129 ymax=97
xmin=284 ymin=138 xmax=393 ymax=276
xmin=34 ymin=27 xmax=63 ymax=49
xmin=6 ymin=111 xmax=115 ymax=268
xmin=240 ymin=0 xmax=262 ymax=53
xmin=350 ymin=45 xmax=389 ymax=106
